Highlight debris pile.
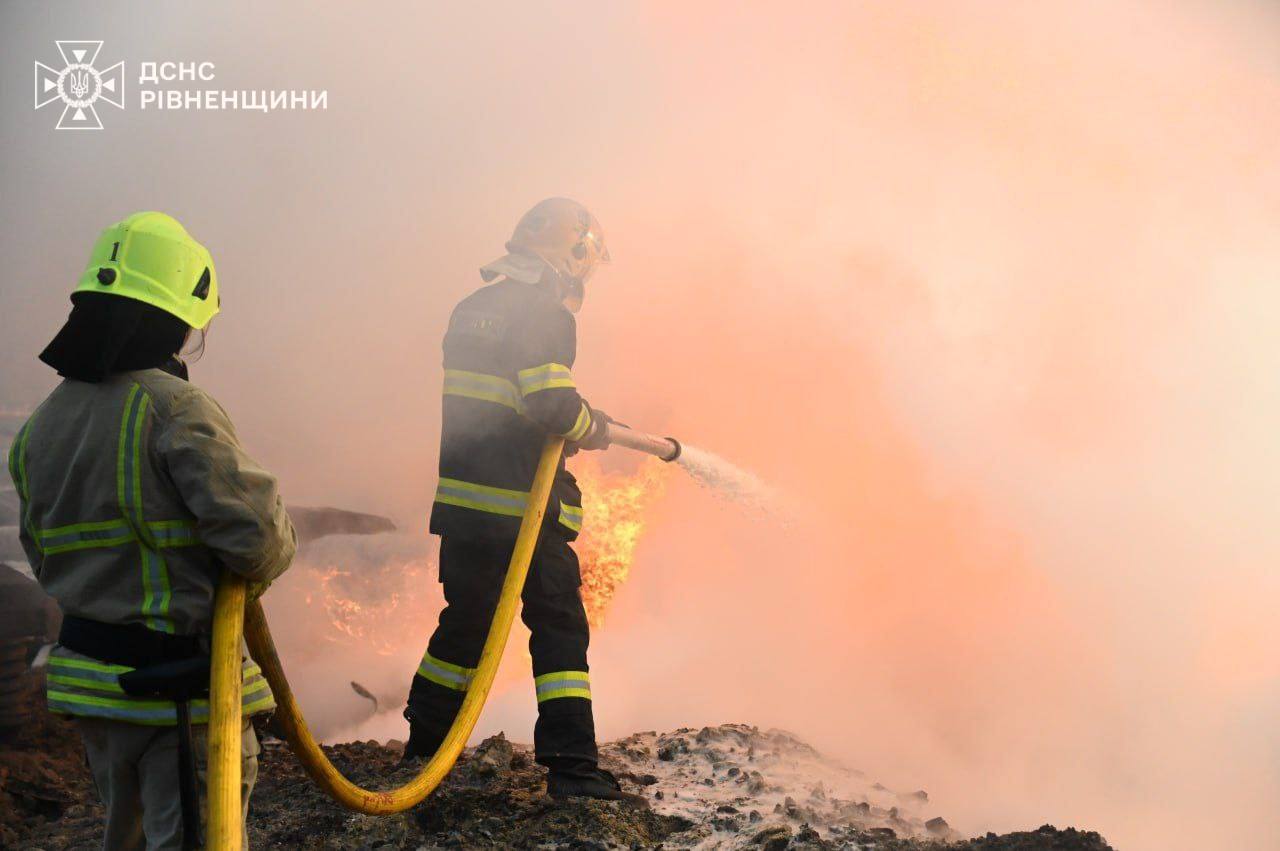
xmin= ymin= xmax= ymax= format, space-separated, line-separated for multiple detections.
xmin=600 ymin=725 xmax=1110 ymax=850
xmin=0 ymin=683 xmax=101 ymax=849
xmin=2 ymin=688 xmax=1114 ymax=850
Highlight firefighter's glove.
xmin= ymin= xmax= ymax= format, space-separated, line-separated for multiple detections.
xmin=574 ymin=408 xmax=614 ymax=452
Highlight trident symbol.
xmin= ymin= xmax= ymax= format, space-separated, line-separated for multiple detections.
xmin=67 ymin=69 xmax=91 ymax=100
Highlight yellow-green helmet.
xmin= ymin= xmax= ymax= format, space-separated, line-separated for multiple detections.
xmin=75 ymin=212 xmax=219 ymax=329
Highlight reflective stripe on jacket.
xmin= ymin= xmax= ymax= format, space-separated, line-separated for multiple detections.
xmin=7 ymin=368 xmax=296 ymax=723
xmin=428 ymin=280 xmax=593 ymax=542
xmin=45 ymin=647 xmax=275 ymax=725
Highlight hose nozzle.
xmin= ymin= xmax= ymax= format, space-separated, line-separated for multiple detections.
xmin=606 ymin=423 xmax=682 ymax=462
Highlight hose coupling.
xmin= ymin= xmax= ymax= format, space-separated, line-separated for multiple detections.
xmin=661 ymin=437 xmax=682 ymax=463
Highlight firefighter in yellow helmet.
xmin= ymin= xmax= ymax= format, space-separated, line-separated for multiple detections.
xmin=404 ymin=198 xmax=643 ymax=804
xmin=8 ymin=212 xmax=296 ymax=849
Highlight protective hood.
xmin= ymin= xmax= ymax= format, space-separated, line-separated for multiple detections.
xmin=479 ymin=251 xmax=552 ymax=284
xmin=38 ymin=291 xmax=190 ymax=383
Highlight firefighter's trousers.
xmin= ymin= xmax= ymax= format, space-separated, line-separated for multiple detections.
xmin=76 ymin=716 xmax=259 ymax=850
xmin=406 ymin=535 xmax=596 ymax=768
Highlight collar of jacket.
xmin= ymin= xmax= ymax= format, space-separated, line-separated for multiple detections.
xmin=479 ymin=252 xmax=550 ymax=284
xmin=158 ymin=357 xmax=189 ymax=381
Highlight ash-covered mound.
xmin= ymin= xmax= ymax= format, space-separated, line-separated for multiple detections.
xmin=3 ymin=699 xmax=1113 ymax=850
xmin=249 ymin=724 xmax=1113 ymax=849
xmin=602 ymin=726 xmax=1112 ymax=850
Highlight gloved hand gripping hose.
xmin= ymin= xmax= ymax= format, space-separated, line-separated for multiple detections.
xmin=206 ymin=437 xmax=566 ymax=842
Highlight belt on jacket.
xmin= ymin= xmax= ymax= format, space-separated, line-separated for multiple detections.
xmin=58 ymin=615 xmax=210 ymax=671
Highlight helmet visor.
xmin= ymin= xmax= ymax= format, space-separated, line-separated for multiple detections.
xmin=583 ymin=225 xmax=610 ymax=264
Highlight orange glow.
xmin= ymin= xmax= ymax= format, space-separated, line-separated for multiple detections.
xmin=573 ymin=458 xmax=669 ymax=625
xmin=301 ymin=561 xmax=436 ymax=657
xmin=30 ymin=4 xmax=1270 ymax=848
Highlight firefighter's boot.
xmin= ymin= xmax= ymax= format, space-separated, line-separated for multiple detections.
xmin=401 ymin=707 xmax=448 ymax=763
xmin=547 ymin=764 xmax=648 ymax=807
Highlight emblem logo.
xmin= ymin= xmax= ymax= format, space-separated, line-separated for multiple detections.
xmin=34 ymin=41 xmax=125 ymax=130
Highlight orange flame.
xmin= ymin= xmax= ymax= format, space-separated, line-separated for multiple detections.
xmin=293 ymin=460 xmax=668 ymax=648
xmin=573 ymin=457 xmax=669 ymax=625
xmin=300 ymin=559 xmax=436 ymax=656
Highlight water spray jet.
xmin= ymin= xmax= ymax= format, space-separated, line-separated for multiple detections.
xmin=607 ymin=423 xmax=778 ymax=510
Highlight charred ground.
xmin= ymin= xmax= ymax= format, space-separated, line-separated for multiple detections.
xmin=2 ymin=686 xmax=1113 ymax=851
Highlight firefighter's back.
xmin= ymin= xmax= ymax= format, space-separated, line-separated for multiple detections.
xmin=430 ymin=279 xmax=585 ymax=542
xmin=19 ymin=370 xmax=218 ymax=634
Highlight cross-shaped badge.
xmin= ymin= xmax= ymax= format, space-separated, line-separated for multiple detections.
xmin=34 ymin=41 xmax=125 ymax=130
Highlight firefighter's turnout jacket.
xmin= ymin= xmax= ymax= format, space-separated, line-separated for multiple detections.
xmin=428 ymin=279 xmax=597 ymax=543
xmin=7 ymin=368 xmax=296 ymax=725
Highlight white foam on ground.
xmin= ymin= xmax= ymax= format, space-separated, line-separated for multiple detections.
xmin=606 ymin=725 xmax=946 ymax=848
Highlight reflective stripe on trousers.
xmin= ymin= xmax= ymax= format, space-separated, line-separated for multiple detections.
xmin=535 ymin=670 xmax=591 ymax=703
xmin=416 ymin=650 xmax=476 ymax=692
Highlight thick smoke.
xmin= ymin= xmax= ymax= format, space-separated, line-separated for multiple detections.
xmin=3 ymin=2 xmax=1278 ymax=849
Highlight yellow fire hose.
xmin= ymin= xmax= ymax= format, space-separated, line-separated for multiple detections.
xmin=206 ymin=425 xmax=682 ymax=847
xmin=206 ymin=436 xmax=565 ymax=847
xmin=207 ymin=572 xmax=247 ymax=848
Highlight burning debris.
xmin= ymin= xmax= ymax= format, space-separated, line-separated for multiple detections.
xmin=273 ymin=440 xmax=769 ymax=646
xmin=573 ymin=456 xmax=669 ymax=625
xmin=281 ymin=535 xmax=438 ymax=658
xmin=304 ymin=566 xmax=428 ymax=656
xmin=260 ymin=442 xmax=784 ymax=747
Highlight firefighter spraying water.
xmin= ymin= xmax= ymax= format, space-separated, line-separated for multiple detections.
xmin=400 ymin=198 xmax=776 ymax=805
xmin=400 ymin=197 xmax=637 ymax=802
xmin=6 ymin=202 xmax=780 ymax=848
